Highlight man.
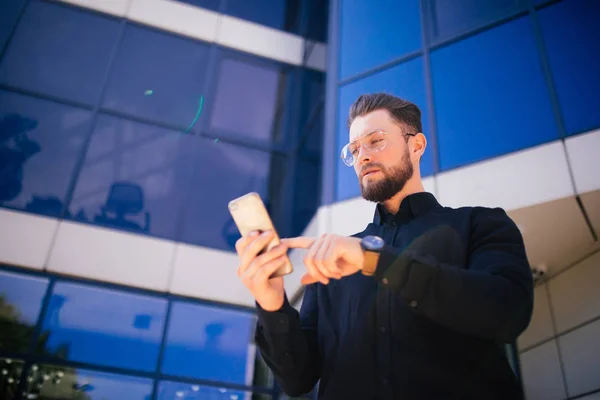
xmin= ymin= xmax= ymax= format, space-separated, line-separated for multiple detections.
xmin=236 ymin=93 xmax=534 ymax=399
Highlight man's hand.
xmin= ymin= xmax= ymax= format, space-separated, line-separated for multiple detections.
xmin=282 ymin=234 xmax=364 ymax=285
xmin=236 ymin=230 xmax=288 ymax=311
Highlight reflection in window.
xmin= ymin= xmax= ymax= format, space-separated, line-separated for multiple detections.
xmin=68 ymin=114 xmax=198 ymax=240
xmin=0 ymin=271 xmax=48 ymax=352
xmin=0 ymin=358 xmax=24 ymax=399
xmin=162 ymin=302 xmax=256 ymax=385
xmin=0 ymin=91 xmax=93 ymax=217
xmin=209 ymin=55 xmax=288 ymax=144
xmin=39 ymin=282 xmax=167 ymax=372
xmin=157 ymin=380 xmax=270 ymax=400
xmin=20 ymin=364 xmax=152 ymax=400
xmin=224 ymin=0 xmax=299 ymax=33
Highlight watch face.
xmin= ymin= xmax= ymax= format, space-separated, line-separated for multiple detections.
xmin=362 ymin=235 xmax=384 ymax=251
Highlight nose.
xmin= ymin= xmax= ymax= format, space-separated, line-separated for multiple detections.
xmin=356 ymin=144 xmax=371 ymax=165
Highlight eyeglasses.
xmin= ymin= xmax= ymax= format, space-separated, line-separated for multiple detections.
xmin=340 ymin=129 xmax=417 ymax=167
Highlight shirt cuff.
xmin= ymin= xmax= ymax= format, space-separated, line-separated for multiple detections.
xmin=255 ymin=295 xmax=296 ymax=334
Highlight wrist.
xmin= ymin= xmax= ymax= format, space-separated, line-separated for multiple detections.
xmin=360 ymin=235 xmax=384 ymax=276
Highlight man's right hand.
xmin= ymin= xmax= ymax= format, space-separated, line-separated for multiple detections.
xmin=236 ymin=230 xmax=287 ymax=312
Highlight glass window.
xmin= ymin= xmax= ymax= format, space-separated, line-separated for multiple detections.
xmin=0 ymin=271 xmax=48 ymax=352
xmin=335 ymin=57 xmax=432 ymax=202
xmin=179 ymin=141 xmax=277 ymax=251
xmin=305 ymin=0 xmax=329 ymax=42
xmin=67 ymin=114 xmax=199 ymax=240
xmin=538 ymin=0 xmax=600 ymax=136
xmin=20 ymin=364 xmax=153 ymax=400
xmin=293 ymin=159 xmax=321 ymax=236
xmin=157 ymin=381 xmax=271 ymax=400
xmin=224 ymin=0 xmax=300 ymax=34
xmin=0 ymin=357 xmax=25 ymax=399
xmin=0 ymin=1 xmax=121 ymax=105
xmin=209 ymin=51 xmax=289 ymax=145
xmin=174 ymin=0 xmax=221 ymax=12
xmin=431 ymin=16 xmax=559 ymax=171
xmin=0 ymin=0 xmax=27 ymax=54
xmin=161 ymin=302 xmax=256 ymax=385
xmin=102 ymin=24 xmax=211 ymax=129
xmin=0 ymin=91 xmax=93 ymax=217
xmin=427 ymin=0 xmax=527 ymax=44
xmin=38 ymin=282 xmax=167 ymax=372
xmin=339 ymin=0 xmax=422 ymax=80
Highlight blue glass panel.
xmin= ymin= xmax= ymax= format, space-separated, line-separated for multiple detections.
xmin=162 ymin=302 xmax=255 ymax=384
xmin=0 ymin=0 xmax=27 ymax=53
xmin=538 ymin=0 xmax=600 ymax=136
xmin=39 ymin=282 xmax=167 ymax=372
xmin=68 ymin=114 xmax=198 ymax=239
xmin=0 ymin=91 xmax=93 ymax=217
xmin=305 ymin=0 xmax=329 ymax=42
xmin=339 ymin=0 xmax=422 ymax=80
xmin=0 ymin=270 xmax=48 ymax=352
xmin=431 ymin=16 xmax=558 ymax=171
xmin=293 ymin=159 xmax=321 ymax=236
xmin=225 ymin=0 xmax=299 ymax=33
xmin=179 ymin=141 xmax=274 ymax=250
xmin=335 ymin=57 xmax=432 ymax=202
xmin=157 ymin=381 xmax=270 ymax=400
xmin=209 ymin=51 xmax=288 ymax=145
xmin=0 ymin=1 xmax=121 ymax=105
xmin=428 ymin=0 xmax=526 ymax=43
xmin=174 ymin=0 xmax=221 ymax=12
xmin=28 ymin=365 xmax=153 ymax=400
xmin=102 ymin=24 xmax=210 ymax=128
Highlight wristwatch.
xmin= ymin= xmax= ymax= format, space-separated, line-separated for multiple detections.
xmin=360 ymin=235 xmax=385 ymax=276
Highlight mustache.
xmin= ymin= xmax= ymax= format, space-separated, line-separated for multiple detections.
xmin=360 ymin=163 xmax=385 ymax=176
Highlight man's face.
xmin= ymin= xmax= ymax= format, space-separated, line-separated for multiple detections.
xmin=348 ymin=109 xmax=414 ymax=203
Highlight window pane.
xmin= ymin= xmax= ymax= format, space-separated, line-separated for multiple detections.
xmin=179 ymin=142 xmax=276 ymax=251
xmin=39 ymin=282 xmax=167 ymax=372
xmin=157 ymin=380 xmax=270 ymax=400
xmin=0 ymin=0 xmax=27 ymax=54
xmin=67 ymin=115 xmax=198 ymax=240
xmin=21 ymin=364 xmax=153 ymax=400
xmin=428 ymin=0 xmax=526 ymax=43
xmin=0 ymin=1 xmax=121 ymax=105
xmin=0 ymin=271 xmax=48 ymax=352
xmin=209 ymin=52 xmax=289 ymax=145
xmin=102 ymin=24 xmax=211 ymax=128
xmin=225 ymin=0 xmax=300 ymax=33
xmin=335 ymin=57 xmax=432 ymax=201
xmin=538 ymin=0 xmax=600 ymax=135
xmin=293 ymin=159 xmax=321 ymax=236
xmin=0 ymin=357 xmax=25 ymax=399
xmin=339 ymin=0 xmax=422 ymax=79
xmin=0 ymin=91 xmax=93 ymax=217
xmin=162 ymin=302 xmax=256 ymax=385
xmin=431 ymin=16 xmax=558 ymax=171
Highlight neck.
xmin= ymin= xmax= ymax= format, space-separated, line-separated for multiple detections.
xmin=381 ymin=176 xmax=425 ymax=215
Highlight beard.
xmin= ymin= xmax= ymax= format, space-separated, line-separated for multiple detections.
xmin=359 ymin=148 xmax=414 ymax=203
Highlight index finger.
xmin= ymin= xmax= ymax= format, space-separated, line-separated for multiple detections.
xmin=281 ymin=236 xmax=316 ymax=249
xmin=235 ymin=230 xmax=262 ymax=255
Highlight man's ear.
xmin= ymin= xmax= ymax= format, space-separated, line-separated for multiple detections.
xmin=413 ymin=133 xmax=427 ymax=159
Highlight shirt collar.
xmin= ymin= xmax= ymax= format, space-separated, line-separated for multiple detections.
xmin=373 ymin=192 xmax=441 ymax=225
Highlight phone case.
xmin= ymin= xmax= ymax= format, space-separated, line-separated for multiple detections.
xmin=228 ymin=192 xmax=293 ymax=278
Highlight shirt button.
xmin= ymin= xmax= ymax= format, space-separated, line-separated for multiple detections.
xmin=391 ymin=221 xmax=397 ymax=226
xmin=382 ymin=278 xmax=389 ymax=285
xmin=410 ymin=300 xmax=418 ymax=308
xmin=379 ymin=326 xmax=386 ymax=333
xmin=278 ymin=318 xmax=285 ymax=325
xmin=382 ymin=377 xmax=389 ymax=385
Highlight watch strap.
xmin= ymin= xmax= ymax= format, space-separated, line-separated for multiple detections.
xmin=362 ymin=250 xmax=380 ymax=276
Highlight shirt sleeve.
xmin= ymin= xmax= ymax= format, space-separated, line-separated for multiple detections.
xmin=254 ymin=284 xmax=320 ymax=397
xmin=374 ymin=207 xmax=534 ymax=343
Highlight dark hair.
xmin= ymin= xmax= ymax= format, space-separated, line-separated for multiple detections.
xmin=347 ymin=92 xmax=423 ymax=134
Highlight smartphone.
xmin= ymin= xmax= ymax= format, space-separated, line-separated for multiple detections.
xmin=228 ymin=192 xmax=293 ymax=278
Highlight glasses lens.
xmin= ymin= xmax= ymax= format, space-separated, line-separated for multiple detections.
xmin=340 ymin=144 xmax=354 ymax=166
xmin=340 ymin=130 xmax=387 ymax=167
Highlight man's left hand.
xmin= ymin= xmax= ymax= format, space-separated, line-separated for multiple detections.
xmin=282 ymin=234 xmax=364 ymax=285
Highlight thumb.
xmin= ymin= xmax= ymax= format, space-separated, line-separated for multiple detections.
xmin=301 ymin=273 xmax=319 ymax=285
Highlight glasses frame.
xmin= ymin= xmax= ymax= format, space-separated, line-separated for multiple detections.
xmin=340 ymin=129 xmax=418 ymax=167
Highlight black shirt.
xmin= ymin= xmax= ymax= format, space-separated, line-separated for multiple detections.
xmin=255 ymin=192 xmax=534 ymax=400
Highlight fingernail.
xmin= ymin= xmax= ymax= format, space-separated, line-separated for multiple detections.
xmin=249 ymin=231 xmax=259 ymax=237
xmin=261 ymin=230 xmax=271 ymax=236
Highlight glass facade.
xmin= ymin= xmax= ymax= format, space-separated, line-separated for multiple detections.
xmin=0 ymin=268 xmax=274 ymax=399
xmin=331 ymin=0 xmax=600 ymax=202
